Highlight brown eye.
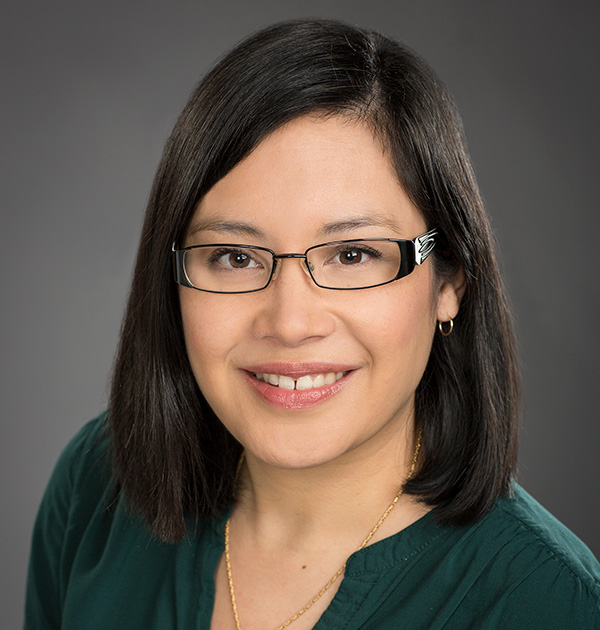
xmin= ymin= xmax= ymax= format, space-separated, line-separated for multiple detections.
xmin=207 ymin=247 xmax=262 ymax=270
xmin=323 ymin=243 xmax=384 ymax=269
xmin=338 ymin=249 xmax=362 ymax=265
xmin=228 ymin=252 xmax=251 ymax=268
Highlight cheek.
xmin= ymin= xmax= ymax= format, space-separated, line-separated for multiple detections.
xmin=359 ymin=279 xmax=437 ymax=380
xmin=179 ymin=292 xmax=239 ymax=381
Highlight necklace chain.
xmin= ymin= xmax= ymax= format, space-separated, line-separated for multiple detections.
xmin=224 ymin=429 xmax=423 ymax=630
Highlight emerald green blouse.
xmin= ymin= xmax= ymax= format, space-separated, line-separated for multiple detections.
xmin=25 ymin=415 xmax=600 ymax=629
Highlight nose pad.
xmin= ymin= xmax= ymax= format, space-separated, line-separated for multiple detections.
xmin=302 ymin=258 xmax=315 ymax=277
xmin=271 ymin=255 xmax=314 ymax=284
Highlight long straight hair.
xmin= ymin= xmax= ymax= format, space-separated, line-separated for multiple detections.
xmin=109 ymin=19 xmax=519 ymax=542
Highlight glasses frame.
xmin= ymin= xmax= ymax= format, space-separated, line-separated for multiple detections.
xmin=172 ymin=228 xmax=437 ymax=294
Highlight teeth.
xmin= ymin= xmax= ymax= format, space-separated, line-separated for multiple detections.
xmin=279 ymin=375 xmax=295 ymax=390
xmin=253 ymin=371 xmax=347 ymax=390
xmin=313 ymin=374 xmax=325 ymax=388
xmin=296 ymin=375 xmax=313 ymax=391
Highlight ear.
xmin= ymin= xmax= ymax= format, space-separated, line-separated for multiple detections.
xmin=436 ymin=267 xmax=466 ymax=322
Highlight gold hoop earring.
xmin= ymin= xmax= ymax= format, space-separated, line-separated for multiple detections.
xmin=438 ymin=318 xmax=454 ymax=336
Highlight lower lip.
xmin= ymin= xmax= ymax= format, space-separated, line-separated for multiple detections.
xmin=241 ymin=370 xmax=354 ymax=410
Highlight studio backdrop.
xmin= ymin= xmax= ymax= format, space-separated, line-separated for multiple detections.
xmin=2 ymin=1 xmax=598 ymax=627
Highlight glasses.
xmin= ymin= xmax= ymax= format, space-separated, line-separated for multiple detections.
xmin=172 ymin=228 xmax=437 ymax=294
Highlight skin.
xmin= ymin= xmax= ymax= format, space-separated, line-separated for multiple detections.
xmin=179 ymin=115 xmax=463 ymax=629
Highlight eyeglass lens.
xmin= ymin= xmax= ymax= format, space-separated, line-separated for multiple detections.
xmin=182 ymin=241 xmax=403 ymax=292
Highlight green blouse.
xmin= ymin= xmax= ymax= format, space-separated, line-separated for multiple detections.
xmin=25 ymin=414 xmax=600 ymax=629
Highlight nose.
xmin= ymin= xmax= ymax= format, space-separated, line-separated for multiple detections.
xmin=252 ymin=255 xmax=336 ymax=347
xmin=270 ymin=253 xmax=314 ymax=283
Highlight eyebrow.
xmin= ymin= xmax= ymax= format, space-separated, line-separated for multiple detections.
xmin=187 ymin=219 xmax=267 ymax=240
xmin=316 ymin=214 xmax=405 ymax=238
xmin=187 ymin=213 xmax=405 ymax=241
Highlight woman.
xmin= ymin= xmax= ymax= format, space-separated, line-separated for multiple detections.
xmin=25 ymin=18 xmax=600 ymax=629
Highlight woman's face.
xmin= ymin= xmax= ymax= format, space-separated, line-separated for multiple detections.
xmin=180 ymin=115 xmax=461 ymax=469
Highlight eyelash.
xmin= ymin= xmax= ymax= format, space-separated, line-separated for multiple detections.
xmin=330 ymin=244 xmax=383 ymax=260
xmin=203 ymin=243 xmax=385 ymax=268
xmin=207 ymin=247 xmax=249 ymax=262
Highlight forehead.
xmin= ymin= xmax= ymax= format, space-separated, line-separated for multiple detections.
xmin=186 ymin=115 xmax=425 ymax=245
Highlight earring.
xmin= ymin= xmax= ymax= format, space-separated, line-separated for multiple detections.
xmin=438 ymin=318 xmax=454 ymax=336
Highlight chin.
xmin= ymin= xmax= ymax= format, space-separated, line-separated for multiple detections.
xmin=243 ymin=432 xmax=354 ymax=471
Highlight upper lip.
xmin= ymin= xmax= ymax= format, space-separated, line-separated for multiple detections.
xmin=242 ymin=362 xmax=359 ymax=378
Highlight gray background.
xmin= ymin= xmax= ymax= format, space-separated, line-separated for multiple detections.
xmin=2 ymin=0 xmax=598 ymax=626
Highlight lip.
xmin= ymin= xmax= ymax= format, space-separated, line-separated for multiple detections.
xmin=240 ymin=362 xmax=358 ymax=410
xmin=244 ymin=362 xmax=357 ymax=378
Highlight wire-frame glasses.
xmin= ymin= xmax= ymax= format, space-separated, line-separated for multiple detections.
xmin=173 ymin=228 xmax=437 ymax=294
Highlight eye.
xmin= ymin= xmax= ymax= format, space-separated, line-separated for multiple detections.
xmin=336 ymin=249 xmax=363 ymax=265
xmin=332 ymin=245 xmax=382 ymax=265
xmin=208 ymin=248 xmax=262 ymax=269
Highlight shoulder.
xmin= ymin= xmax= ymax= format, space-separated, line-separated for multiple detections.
xmin=331 ymin=487 xmax=600 ymax=629
xmin=56 ymin=412 xmax=110 ymax=477
xmin=468 ymin=483 xmax=600 ymax=627
xmin=46 ymin=412 xmax=113 ymax=510
xmin=35 ymin=412 xmax=112 ymax=522
xmin=492 ymin=484 xmax=600 ymax=591
xmin=25 ymin=413 xmax=114 ymax=628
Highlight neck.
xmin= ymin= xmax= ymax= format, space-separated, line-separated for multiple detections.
xmin=233 ymin=425 xmax=427 ymax=549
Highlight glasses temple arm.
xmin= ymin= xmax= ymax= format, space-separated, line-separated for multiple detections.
xmin=414 ymin=229 xmax=437 ymax=265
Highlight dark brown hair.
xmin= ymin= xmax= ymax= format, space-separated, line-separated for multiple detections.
xmin=109 ymin=18 xmax=519 ymax=542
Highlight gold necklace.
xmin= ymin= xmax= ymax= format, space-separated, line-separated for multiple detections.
xmin=224 ymin=429 xmax=423 ymax=630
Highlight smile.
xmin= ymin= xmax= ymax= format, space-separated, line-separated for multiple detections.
xmin=241 ymin=363 xmax=356 ymax=410
xmin=252 ymin=371 xmax=347 ymax=390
